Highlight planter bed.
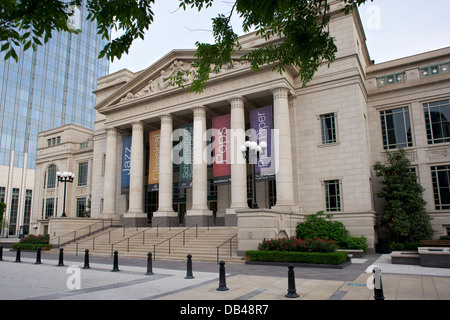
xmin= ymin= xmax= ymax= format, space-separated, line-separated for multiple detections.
xmin=11 ymin=244 xmax=52 ymax=251
xmin=245 ymin=250 xmax=349 ymax=269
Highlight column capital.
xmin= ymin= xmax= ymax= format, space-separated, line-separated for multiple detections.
xmin=160 ymin=114 xmax=173 ymax=125
xmin=105 ymin=127 xmax=118 ymax=137
xmin=228 ymin=96 xmax=245 ymax=109
xmin=192 ymin=106 xmax=207 ymax=118
xmin=271 ymin=86 xmax=290 ymax=100
xmin=131 ymin=121 xmax=144 ymax=131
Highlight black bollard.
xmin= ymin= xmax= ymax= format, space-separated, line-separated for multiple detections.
xmin=83 ymin=249 xmax=90 ymax=269
xmin=15 ymin=246 xmax=21 ymax=263
xmin=185 ymin=254 xmax=194 ymax=279
xmin=57 ymin=248 xmax=64 ymax=266
xmin=0 ymin=246 xmax=3 ymax=261
xmin=285 ymin=264 xmax=299 ymax=298
xmin=35 ymin=247 xmax=42 ymax=264
xmin=216 ymin=261 xmax=229 ymax=291
xmin=112 ymin=250 xmax=119 ymax=272
xmin=373 ymin=267 xmax=385 ymax=300
xmin=146 ymin=252 xmax=154 ymax=275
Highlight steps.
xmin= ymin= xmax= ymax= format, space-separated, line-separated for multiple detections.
xmin=56 ymin=226 xmax=243 ymax=263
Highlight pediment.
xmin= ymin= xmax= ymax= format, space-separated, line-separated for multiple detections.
xmin=96 ymin=54 xmax=253 ymax=113
xmin=95 ymin=32 xmax=272 ymax=114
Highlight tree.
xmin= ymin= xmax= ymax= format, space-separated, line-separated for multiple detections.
xmin=373 ymin=149 xmax=433 ymax=243
xmin=1 ymin=0 xmax=372 ymax=92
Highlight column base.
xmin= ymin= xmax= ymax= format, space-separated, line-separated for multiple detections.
xmin=123 ymin=216 xmax=148 ymax=227
xmin=271 ymin=204 xmax=301 ymax=214
xmin=152 ymin=211 xmax=178 ymax=227
xmin=185 ymin=209 xmax=213 ymax=227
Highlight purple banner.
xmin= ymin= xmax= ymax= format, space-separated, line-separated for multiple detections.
xmin=250 ymin=105 xmax=275 ymax=180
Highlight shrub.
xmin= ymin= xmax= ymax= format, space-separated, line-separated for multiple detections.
xmin=245 ymin=250 xmax=348 ymax=265
xmin=391 ymin=243 xmax=404 ymax=251
xmin=12 ymin=243 xmax=51 ymax=250
xmin=258 ymin=237 xmax=338 ymax=253
xmin=19 ymin=234 xmax=49 ymax=245
xmin=440 ymin=235 xmax=450 ymax=240
xmin=296 ymin=211 xmax=349 ymax=247
xmin=340 ymin=236 xmax=368 ymax=252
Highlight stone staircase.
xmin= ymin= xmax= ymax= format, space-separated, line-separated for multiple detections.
xmin=56 ymin=226 xmax=243 ymax=263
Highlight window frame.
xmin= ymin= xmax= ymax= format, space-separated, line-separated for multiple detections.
xmin=380 ymin=107 xmax=413 ymax=150
xmin=424 ymin=99 xmax=450 ymax=145
xmin=324 ymin=179 xmax=342 ymax=212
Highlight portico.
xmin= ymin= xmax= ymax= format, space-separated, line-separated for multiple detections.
xmin=97 ymin=62 xmax=300 ymax=228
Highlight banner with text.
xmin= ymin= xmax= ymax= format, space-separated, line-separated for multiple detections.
xmin=212 ymin=114 xmax=231 ymax=185
xmin=250 ymin=105 xmax=275 ymax=181
xmin=121 ymin=136 xmax=132 ymax=194
xmin=178 ymin=123 xmax=193 ymax=189
xmin=148 ymin=130 xmax=160 ymax=192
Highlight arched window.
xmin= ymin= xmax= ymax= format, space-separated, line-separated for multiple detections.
xmin=45 ymin=164 xmax=57 ymax=189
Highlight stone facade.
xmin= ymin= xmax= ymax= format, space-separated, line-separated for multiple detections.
xmin=31 ymin=2 xmax=450 ymax=253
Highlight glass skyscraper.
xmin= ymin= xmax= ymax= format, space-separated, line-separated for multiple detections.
xmin=0 ymin=1 xmax=109 ymax=235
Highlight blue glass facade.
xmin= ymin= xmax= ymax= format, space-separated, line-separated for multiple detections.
xmin=0 ymin=1 xmax=109 ymax=236
xmin=0 ymin=1 xmax=109 ymax=170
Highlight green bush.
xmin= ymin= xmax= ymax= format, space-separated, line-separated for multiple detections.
xmin=245 ymin=250 xmax=348 ymax=265
xmin=258 ymin=237 xmax=338 ymax=253
xmin=440 ymin=235 xmax=450 ymax=240
xmin=340 ymin=236 xmax=368 ymax=252
xmin=296 ymin=211 xmax=349 ymax=247
xmin=12 ymin=243 xmax=52 ymax=250
xmin=19 ymin=234 xmax=49 ymax=244
xmin=391 ymin=243 xmax=404 ymax=251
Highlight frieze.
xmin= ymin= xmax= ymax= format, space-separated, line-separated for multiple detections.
xmin=119 ymin=59 xmax=251 ymax=103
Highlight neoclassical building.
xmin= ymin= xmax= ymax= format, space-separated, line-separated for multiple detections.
xmin=31 ymin=2 xmax=450 ymax=253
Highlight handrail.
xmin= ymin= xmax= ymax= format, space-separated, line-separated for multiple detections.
xmin=152 ymin=224 xmax=198 ymax=260
xmin=216 ymin=234 xmax=238 ymax=264
xmin=56 ymin=219 xmax=115 ymax=248
xmin=110 ymin=226 xmax=155 ymax=257
xmin=74 ymin=226 xmax=121 ymax=255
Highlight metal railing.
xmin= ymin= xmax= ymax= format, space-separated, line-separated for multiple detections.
xmin=152 ymin=224 xmax=199 ymax=260
xmin=216 ymin=234 xmax=237 ymax=264
xmin=56 ymin=219 xmax=117 ymax=248
xmin=110 ymin=226 xmax=157 ymax=257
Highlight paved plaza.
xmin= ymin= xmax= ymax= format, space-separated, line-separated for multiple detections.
xmin=1 ymin=247 xmax=449 ymax=304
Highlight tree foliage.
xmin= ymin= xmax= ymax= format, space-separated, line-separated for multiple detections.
xmin=1 ymin=0 xmax=372 ymax=92
xmin=373 ymin=149 xmax=433 ymax=243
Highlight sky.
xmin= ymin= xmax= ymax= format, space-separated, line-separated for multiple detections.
xmin=109 ymin=0 xmax=450 ymax=74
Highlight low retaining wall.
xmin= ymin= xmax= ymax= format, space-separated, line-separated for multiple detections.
xmin=391 ymin=247 xmax=450 ymax=268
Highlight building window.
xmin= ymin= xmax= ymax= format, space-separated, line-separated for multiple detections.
xmin=431 ymin=165 xmax=450 ymax=210
xmin=0 ymin=186 xmax=5 ymax=203
xmin=377 ymin=72 xmax=405 ymax=86
xmin=44 ymin=198 xmax=57 ymax=219
xmin=325 ymin=180 xmax=341 ymax=212
xmin=380 ymin=107 xmax=413 ymax=150
xmin=320 ymin=113 xmax=337 ymax=144
xmin=420 ymin=62 xmax=450 ymax=78
xmin=45 ymin=164 xmax=57 ymax=189
xmin=76 ymin=197 xmax=87 ymax=217
xmin=78 ymin=162 xmax=88 ymax=186
xmin=268 ymin=180 xmax=277 ymax=208
xmin=23 ymin=190 xmax=32 ymax=234
xmin=9 ymin=188 xmax=19 ymax=235
xmin=424 ymin=99 xmax=450 ymax=144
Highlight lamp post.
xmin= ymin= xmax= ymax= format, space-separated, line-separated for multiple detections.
xmin=240 ymin=140 xmax=267 ymax=209
xmin=57 ymin=171 xmax=75 ymax=217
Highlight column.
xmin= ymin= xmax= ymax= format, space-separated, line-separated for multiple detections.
xmin=186 ymin=106 xmax=212 ymax=226
xmin=102 ymin=127 xmax=118 ymax=217
xmin=271 ymin=86 xmax=298 ymax=213
xmin=125 ymin=121 xmax=147 ymax=226
xmin=153 ymin=114 xmax=177 ymax=226
xmin=226 ymin=97 xmax=247 ymax=225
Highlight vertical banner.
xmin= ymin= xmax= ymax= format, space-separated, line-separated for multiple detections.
xmin=179 ymin=123 xmax=193 ymax=188
xmin=121 ymin=136 xmax=132 ymax=194
xmin=148 ymin=130 xmax=160 ymax=192
xmin=250 ymin=105 xmax=275 ymax=181
xmin=212 ymin=114 xmax=231 ymax=185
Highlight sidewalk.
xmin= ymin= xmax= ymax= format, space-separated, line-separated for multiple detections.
xmin=0 ymin=249 xmax=449 ymax=301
